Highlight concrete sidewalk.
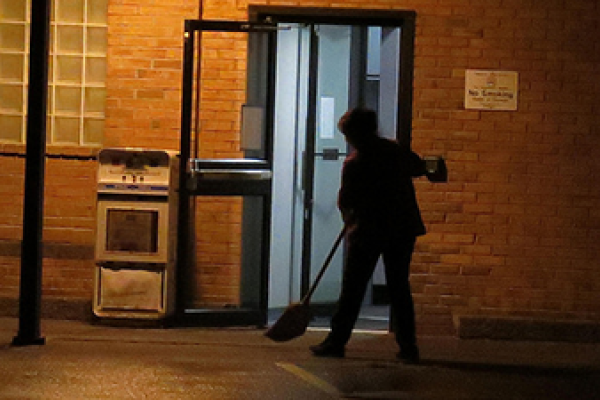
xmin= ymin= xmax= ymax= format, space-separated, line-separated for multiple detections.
xmin=1 ymin=317 xmax=600 ymax=399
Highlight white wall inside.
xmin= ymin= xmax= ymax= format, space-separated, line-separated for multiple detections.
xmin=269 ymin=26 xmax=302 ymax=309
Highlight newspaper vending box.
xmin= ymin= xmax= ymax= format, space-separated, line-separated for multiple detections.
xmin=93 ymin=148 xmax=178 ymax=322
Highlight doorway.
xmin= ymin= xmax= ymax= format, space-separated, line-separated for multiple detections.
xmin=263 ymin=9 xmax=416 ymax=330
xmin=176 ymin=9 xmax=415 ymax=328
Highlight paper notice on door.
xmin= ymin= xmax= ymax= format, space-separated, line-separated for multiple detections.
xmin=319 ymin=97 xmax=335 ymax=139
xmin=241 ymin=105 xmax=264 ymax=150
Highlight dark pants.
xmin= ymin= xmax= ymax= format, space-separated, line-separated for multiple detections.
xmin=328 ymin=230 xmax=417 ymax=350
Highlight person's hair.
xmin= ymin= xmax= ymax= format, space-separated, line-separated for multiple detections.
xmin=338 ymin=108 xmax=378 ymax=140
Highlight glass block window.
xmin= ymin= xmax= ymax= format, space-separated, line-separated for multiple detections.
xmin=0 ymin=0 xmax=107 ymax=146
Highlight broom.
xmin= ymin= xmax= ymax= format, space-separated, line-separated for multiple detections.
xmin=265 ymin=226 xmax=346 ymax=342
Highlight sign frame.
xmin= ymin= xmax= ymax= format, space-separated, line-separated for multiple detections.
xmin=465 ymin=70 xmax=518 ymax=111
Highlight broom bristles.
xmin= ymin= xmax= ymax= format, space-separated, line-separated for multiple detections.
xmin=266 ymin=227 xmax=345 ymax=342
xmin=264 ymin=302 xmax=312 ymax=342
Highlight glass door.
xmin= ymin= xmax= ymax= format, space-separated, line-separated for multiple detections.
xmin=178 ymin=20 xmax=277 ymax=327
xmin=303 ymin=24 xmax=351 ymax=304
xmin=269 ymin=24 xmax=349 ymax=314
xmin=270 ymin=18 xmax=409 ymax=330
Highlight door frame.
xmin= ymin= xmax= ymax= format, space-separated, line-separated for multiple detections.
xmin=300 ymin=23 xmax=320 ymax=298
xmin=249 ymin=6 xmax=417 ymax=148
xmin=177 ymin=20 xmax=278 ymax=327
xmin=177 ymin=9 xmax=418 ymax=326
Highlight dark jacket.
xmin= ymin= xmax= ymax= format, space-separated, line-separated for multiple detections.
xmin=338 ymin=136 xmax=426 ymax=239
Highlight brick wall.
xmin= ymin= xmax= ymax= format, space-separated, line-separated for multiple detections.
xmin=0 ymin=153 xmax=24 ymax=302
xmin=0 ymin=149 xmax=97 ymax=318
xmin=1 ymin=0 xmax=599 ymax=335
xmin=196 ymin=0 xmax=600 ymax=335
xmin=189 ymin=197 xmax=243 ymax=308
xmin=0 ymin=0 xmax=200 ymax=319
xmin=105 ymin=0 xmax=199 ymax=150
xmin=405 ymin=0 xmax=600 ymax=335
xmin=105 ymin=0 xmax=248 ymax=308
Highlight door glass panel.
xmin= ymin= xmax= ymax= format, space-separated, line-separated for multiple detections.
xmin=309 ymin=25 xmax=351 ymax=304
xmin=183 ymin=196 xmax=265 ymax=311
xmin=270 ymin=24 xmax=353 ymax=309
xmin=378 ymin=27 xmax=402 ymax=140
xmin=191 ymin=29 xmax=270 ymax=161
xmin=269 ymin=24 xmax=350 ymax=309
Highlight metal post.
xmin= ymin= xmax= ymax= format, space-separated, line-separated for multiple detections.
xmin=12 ymin=0 xmax=52 ymax=346
xmin=176 ymin=21 xmax=195 ymax=319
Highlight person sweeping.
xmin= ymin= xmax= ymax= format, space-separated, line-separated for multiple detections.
xmin=309 ymin=108 xmax=426 ymax=364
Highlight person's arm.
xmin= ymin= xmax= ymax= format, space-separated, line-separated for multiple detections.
xmin=408 ymin=150 xmax=427 ymax=177
xmin=337 ymin=159 xmax=359 ymax=225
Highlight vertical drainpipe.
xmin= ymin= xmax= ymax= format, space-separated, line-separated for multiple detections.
xmin=12 ymin=0 xmax=52 ymax=346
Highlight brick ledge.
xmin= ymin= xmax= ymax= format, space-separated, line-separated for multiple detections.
xmin=0 ymin=297 xmax=92 ymax=321
xmin=459 ymin=316 xmax=600 ymax=343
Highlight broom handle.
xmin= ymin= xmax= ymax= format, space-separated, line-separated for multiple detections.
xmin=301 ymin=226 xmax=347 ymax=305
